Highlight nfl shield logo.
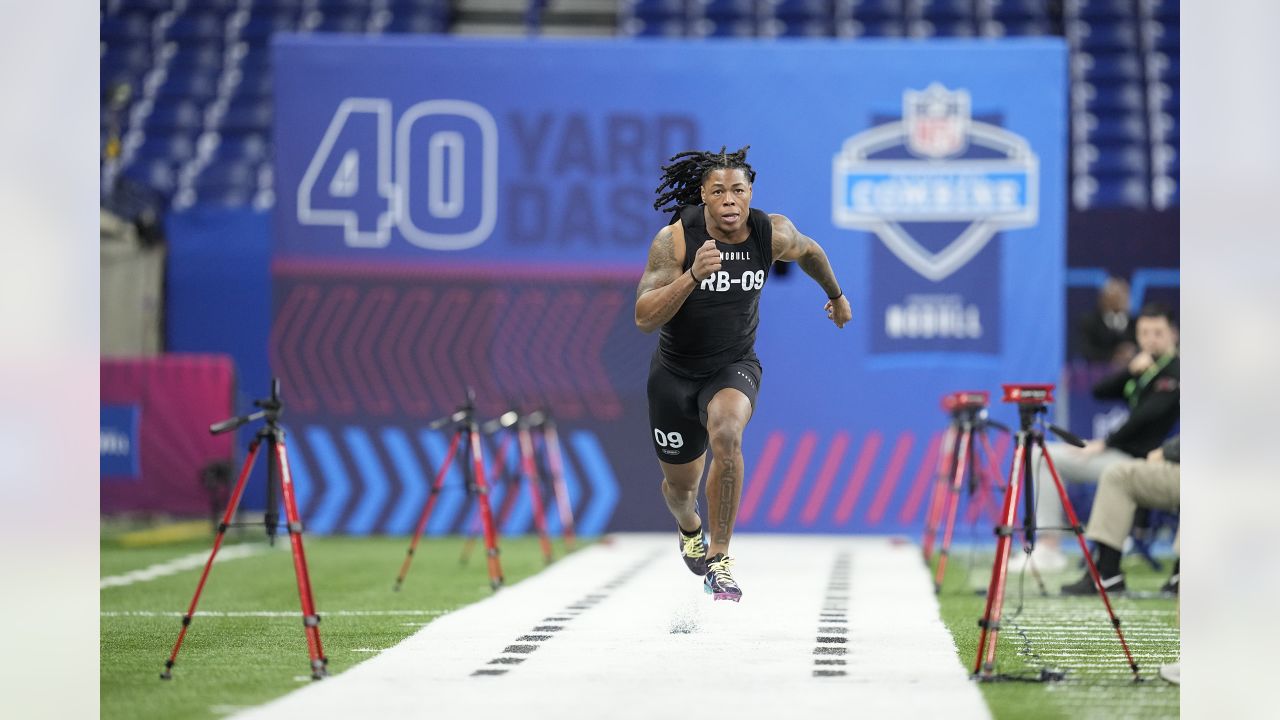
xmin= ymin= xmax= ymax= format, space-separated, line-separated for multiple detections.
xmin=832 ymin=82 xmax=1038 ymax=281
xmin=905 ymin=83 xmax=970 ymax=158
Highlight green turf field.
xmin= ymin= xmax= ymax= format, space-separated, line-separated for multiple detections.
xmin=101 ymin=529 xmax=572 ymax=720
xmin=103 ymin=529 xmax=1178 ymax=719
xmin=933 ymin=547 xmax=1180 ymax=719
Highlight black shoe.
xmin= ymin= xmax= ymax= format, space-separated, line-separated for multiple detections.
xmin=1160 ymin=573 xmax=1179 ymax=595
xmin=678 ymin=526 xmax=709 ymax=576
xmin=1060 ymin=572 xmax=1125 ymax=596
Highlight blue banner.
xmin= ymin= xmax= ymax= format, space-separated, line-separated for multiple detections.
xmin=272 ymin=36 xmax=1066 ymax=535
xmin=100 ymin=404 xmax=141 ymax=479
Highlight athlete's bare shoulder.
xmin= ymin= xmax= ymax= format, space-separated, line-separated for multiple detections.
xmin=768 ymin=213 xmax=803 ymax=260
xmin=665 ymin=215 xmax=687 ymax=265
xmin=768 ymin=212 xmax=795 ymax=237
xmin=636 ymin=218 xmax=686 ymax=299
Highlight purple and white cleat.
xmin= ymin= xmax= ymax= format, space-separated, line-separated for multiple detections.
xmin=679 ymin=526 xmax=710 ymax=576
xmin=703 ymin=554 xmax=742 ymax=602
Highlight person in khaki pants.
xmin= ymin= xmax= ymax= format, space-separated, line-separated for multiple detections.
xmin=1061 ymin=435 xmax=1180 ymax=596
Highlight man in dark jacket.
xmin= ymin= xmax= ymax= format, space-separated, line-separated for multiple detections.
xmin=1077 ymin=276 xmax=1137 ymax=366
xmin=1030 ymin=304 xmax=1179 ymax=569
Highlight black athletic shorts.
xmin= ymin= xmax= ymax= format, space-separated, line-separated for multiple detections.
xmin=646 ymin=353 xmax=762 ymax=464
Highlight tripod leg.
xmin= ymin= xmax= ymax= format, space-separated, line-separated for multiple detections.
xmin=1039 ymin=442 xmax=1141 ymax=679
xmin=468 ymin=424 xmax=505 ymax=590
xmin=276 ymin=439 xmax=329 ymax=679
xmin=464 ymin=449 xmax=522 ymax=566
xmin=933 ymin=426 xmax=972 ymax=593
xmin=543 ymin=423 xmax=576 ymax=550
xmin=266 ymin=433 xmax=280 ymax=545
xmin=922 ymin=424 xmax=958 ymax=563
xmin=495 ymin=462 xmax=523 ymax=527
xmin=460 ymin=435 xmax=510 ymax=566
xmin=519 ymin=426 xmax=554 ymax=565
xmin=974 ymin=433 xmax=1027 ymax=678
xmin=394 ymin=430 xmax=462 ymax=591
xmin=976 ymin=430 xmax=1005 ymax=524
xmin=160 ymin=440 xmax=262 ymax=680
xmin=1017 ymin=443 xmax=1051 ymax=597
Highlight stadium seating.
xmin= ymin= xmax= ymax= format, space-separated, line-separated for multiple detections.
xmin=100 ymin=0 xmax=1177 ymax=210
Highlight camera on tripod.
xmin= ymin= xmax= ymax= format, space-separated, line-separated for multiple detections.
xmin=1001 ymin=383 xmax=1054 ymax=406
xmin=968 ymin=380 xmax=1139 ymax=682
xmin=942 ymin=390 xmax=989 ymax=413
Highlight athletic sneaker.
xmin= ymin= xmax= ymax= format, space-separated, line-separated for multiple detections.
xmin=1060 ymin=572 xmax=1125 ymax=596
xmin=679 ymin=526 xmax=709 ymax=575
xmin=703 ymin=554 xmax=742 ymax=602
xmin=1160 ymin=572 xmax=1179 ymax=595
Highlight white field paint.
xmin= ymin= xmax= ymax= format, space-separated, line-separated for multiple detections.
xmin=100 ymin=543 xmax=267 ymax=589
xmin=232 ymin=534 xmax=990 ymax=720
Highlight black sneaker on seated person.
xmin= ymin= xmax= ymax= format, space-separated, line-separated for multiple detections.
xmin=1060 ymin=572 xmax=1125 ymax=596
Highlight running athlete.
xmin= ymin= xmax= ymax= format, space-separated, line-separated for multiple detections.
xmin=634 ymin=147 xmax=851 ymax=601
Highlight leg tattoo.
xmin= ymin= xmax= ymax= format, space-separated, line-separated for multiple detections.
xmin=714 ymin=458 xmax=736 ymax=546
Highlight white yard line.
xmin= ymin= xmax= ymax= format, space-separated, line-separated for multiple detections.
xmin=100 ymin=543 xmax=266 ymax=589
xmin=231 ymin=534 xmax=990 ymax=720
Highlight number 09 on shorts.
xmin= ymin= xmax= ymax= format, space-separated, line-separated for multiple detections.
xmin=653 ymin=428 xmax=685 ymax=449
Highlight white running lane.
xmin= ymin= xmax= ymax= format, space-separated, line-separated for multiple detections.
xmin=232 ymin=534 xmax=990 ymax=720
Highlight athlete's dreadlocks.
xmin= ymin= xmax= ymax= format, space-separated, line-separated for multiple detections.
xmin=653 ymin=145 xmax=756 ymax=214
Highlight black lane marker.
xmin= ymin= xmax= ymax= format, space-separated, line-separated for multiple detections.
xmin=813 ymin=552 xmax=852 ymax=677
xmin=471 ymin=551 xmax=661 ymax=677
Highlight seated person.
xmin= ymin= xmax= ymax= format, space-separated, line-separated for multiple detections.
xmin=1061 ymin=436 xmax=1180 ymax=595
xmin=1077 ymin=276 xmax=1137 ymax=367
xmin=1030 ymin=304 xmax=1179 ymax=569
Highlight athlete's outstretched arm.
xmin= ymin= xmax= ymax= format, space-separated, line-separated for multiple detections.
xmin=770 ymin=214 xmax=852 ymax=329
xmin=634 ymin=223 xmax=721 ymax=333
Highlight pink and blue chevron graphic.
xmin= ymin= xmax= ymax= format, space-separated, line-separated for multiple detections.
xmin=270 ymin=265 xmax=645 ymax=535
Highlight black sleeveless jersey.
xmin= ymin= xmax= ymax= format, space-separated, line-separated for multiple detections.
xmin=657 ymin=205 xmax=774 ymax=378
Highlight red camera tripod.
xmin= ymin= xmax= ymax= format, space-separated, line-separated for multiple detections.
xmin=393 ymin=391 xmax=505 ymax=592
xmin=459 ymin=409 xmax=578 ymax=566
xmin=973 ymin=384 xmax=1140 ymax=682
xmin=921 ymin=391 xmax=1008 ymax=593
xmin=160 ymin=379 xmax=328 ymax=681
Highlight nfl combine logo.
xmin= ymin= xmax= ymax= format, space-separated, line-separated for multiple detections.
xmin=831 ymin=83 xmax=1039 ymax=281
xmin=905 ymin=84 xmax=970 ymax=158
